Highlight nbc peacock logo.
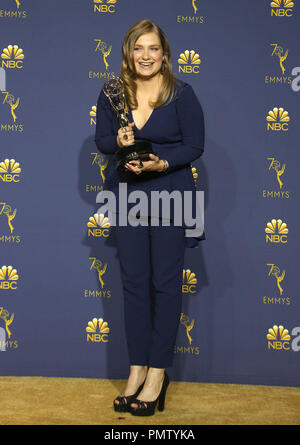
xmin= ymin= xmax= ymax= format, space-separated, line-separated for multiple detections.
xmin=1 ymin=45 xmax=24 ymax=69
xmin=0 ymin=265 xmax=19 ymax=290
xmin=93 ymin=0 xmax=117 ymax=14
xmin=191 ymin=166 xmax=198 ymax=186
xmin=0 ymin=159 xmax=21 ymax=183
xmin=86 ymin=317 xmax=110 ymax=343
xmin=270 ymin=0 xmax=294 ymax=17
xmin=266 ymin=107 xmax=290 ymax=131
xmin=267 ymin=324 xmax=291 ymax=350
xmin=178 ymin=50 xmax=202 ymax=74
xmin=87 ymin=213 xmax=110 ymax=238
xmin=182 ymin=269 xmax=197 ymax=294
xmin=90 ymin=105 xmax=97 ymax=126
xmin=265 ymin=219 xmax=288 ymax=243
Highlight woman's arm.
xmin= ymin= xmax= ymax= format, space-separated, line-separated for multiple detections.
xmin=94 ymin=88 xmax=120 ymax=154
xmin=163 ymin=83 xmax=205 ymax=172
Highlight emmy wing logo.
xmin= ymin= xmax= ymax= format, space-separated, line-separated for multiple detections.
xmin=182 ymin=269 xmax=197 ymax=293
xmin=267 ymin=264 xmax=285 ymax=295
xmin=0 ymin=1 xmax=27 ymax=19
xmin=86 ymin=317 xmax=110 ymax=343
xmin=0 ymin=306 xmax=18 ymax=351
xmin=1 ymin=90 xmax=20 ymax=124
xmin=262 ymin=158 xmax=289 ymax=199
xmin=180 ymin=313 xmax=195 ymax=345
xmin=93 ymin=0 xmax=117 ymax=14
xmin=0 ymin=159 xmax=21 ymax=183
xmin=177 ymin=0 xmax=204 ymax=23
xmin=265 ymin=44 xmax=292 ymax=86
xmin=174 ymin=312 xmax=200 ymax=356
xmin=265 ymin=219 xmax=288 ymax=243
xmin=0 ymin=265 xmax=19 ymax=290
xmin=266 ymin=107 xmax=290 ymax=131
xmin=270 ymin=0 xmax=294 ymax=16
xmin=271 ymin=44 xmax=289 ymax=75
xmin=95 ymin=39 xmax=112 ymax=71
xmin=178 ymin=50 xmax=202 ymax=74
xmin=263 ymin=263 xmax=290 ymax=306
xmin=91 ymin=153 xmax=108 ymax=183
xmin=1 ymin=45 xmax=24 ymax=69
xmin=89 ymin=257 xmax=108 ymax=290
xmin=0 ymin=202 xmax=17 ymax=234
xmin=268 ymin=158 xmax=285 ymax=189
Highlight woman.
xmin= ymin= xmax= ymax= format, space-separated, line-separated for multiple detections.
xmin=95 ymin=19 xmax=205 ymax=416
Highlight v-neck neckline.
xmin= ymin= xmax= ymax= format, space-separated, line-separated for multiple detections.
xmin=130 ymin=108 xmax=155 ymax=132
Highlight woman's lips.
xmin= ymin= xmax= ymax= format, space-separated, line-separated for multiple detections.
xmin=138 ymin=62 xmax=154 ymax=69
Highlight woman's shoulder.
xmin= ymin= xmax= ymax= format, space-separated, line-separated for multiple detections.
xmin=173 ymin=77 xmax=195 ymax=100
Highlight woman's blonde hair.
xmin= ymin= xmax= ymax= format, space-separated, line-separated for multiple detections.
xmin=121 ymin=19 xmax=176 ymax=109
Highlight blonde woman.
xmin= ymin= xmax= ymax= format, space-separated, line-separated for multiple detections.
xmin=95 ymin=19 xmax=205 ymax=416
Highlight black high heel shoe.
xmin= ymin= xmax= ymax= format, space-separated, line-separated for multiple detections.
xmin=113 ymin=380 xmax=145 ymax=413
xmin=130 ymin=372 xmax=169 ymax=416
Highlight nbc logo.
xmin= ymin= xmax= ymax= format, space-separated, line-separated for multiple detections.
xmin=270 ymin=0 xmax=294 ymax=16
xmin=90 ymin=105 xmax=97 ymax=126
xmin=182 ymin=269 xmax=197 ymax=293
xmin=86 ymin=318 xmax=110 ymax=343
xmin=266 ymin=107 xmax=290 ymax=131
xmin=265 ymin=219 xmax=288 ymax=244
xmin=0 ymin=265 xmax=19 ymax=290
xmin=178 ymin=50 xmax=201 ymax=74
xmin=87 ymin=213 xmax=110 ymax=237
xmin=1 ymin=45 xmax=24 ymax=69
xmin=93 ymin=0 xmax=117 ymax=14
xmin=267 ymin=325 xmax=291 ymax=350
xmin=191 ymin=166 xmax=198 ymax=186
xmin=0 ymin=159 xmax=21 ymax=183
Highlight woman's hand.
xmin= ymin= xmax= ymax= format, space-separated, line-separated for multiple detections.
xmin=125 ymin=153 xmax=166 ymax=174
xmin=117 ymin=122 xmax=135 ymax=148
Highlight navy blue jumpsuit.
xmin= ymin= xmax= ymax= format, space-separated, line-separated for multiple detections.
xmin=95 ymin=78 xmax=205 ymax=368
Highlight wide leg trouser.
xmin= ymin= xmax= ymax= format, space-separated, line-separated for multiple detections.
xmin=115 ymin=217 xmax=186 ymax=368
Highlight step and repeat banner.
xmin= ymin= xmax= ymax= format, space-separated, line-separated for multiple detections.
xmin=1 ymin=1 xmax=300 ymax=387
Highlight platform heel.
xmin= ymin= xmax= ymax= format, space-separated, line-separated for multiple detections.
xmin=130 ymin=371 xmax=169 ymax=416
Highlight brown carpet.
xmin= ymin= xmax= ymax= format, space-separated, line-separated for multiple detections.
xmin=0 ymin=377 xmax=299 ymax=425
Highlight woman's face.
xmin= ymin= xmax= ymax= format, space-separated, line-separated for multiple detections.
xmin=132 ymin=32 xmax=164 ymax=79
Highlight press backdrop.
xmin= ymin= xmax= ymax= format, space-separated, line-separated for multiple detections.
xmin=1 ymin=0 xmax=300 ymax=387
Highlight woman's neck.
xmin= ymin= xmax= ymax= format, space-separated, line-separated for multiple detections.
xmin=135 ymin=73 xmax=163 ymax=95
